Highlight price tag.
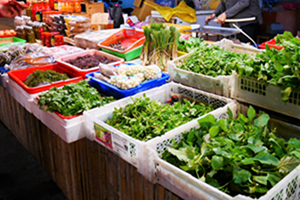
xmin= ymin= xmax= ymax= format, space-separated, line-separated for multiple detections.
xmin=91 ymin=13 xmax=109 ymax=25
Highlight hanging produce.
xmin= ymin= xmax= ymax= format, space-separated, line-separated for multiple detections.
xmin=141 ymin=23 xmax=180 ymax=71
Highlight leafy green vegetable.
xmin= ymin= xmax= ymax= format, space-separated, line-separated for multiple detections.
xmin=274 ymin=31 xmax=300 ymax=48
xmin=177 ymin=37 xmax=205 ymax=53
xmin=38 ymin=80 xmax=114 ymax=116
xmin=163 ymin=106 xmax=300 ymax=198
xmin=106 ymin=95 xmax=214 ymax=141
xmin=24 ymin=69 xmax=69 ymax=88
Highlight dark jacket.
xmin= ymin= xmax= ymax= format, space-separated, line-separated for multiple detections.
xmin=214 ymin=0 xmax=263 ymax=25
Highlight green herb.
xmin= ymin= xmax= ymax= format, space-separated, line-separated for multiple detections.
xmin=24 ymin=69 xmax=70 ymax=88
xmin=163 ymin=106 xmax=300 ymax=198
xmin=106 ymin=94 xmax=214 ymax=141
xmin=274 ymin=31 xmax=300 ymax=48
xmin=177 ymin=37 xmax=205 ymax=53
xmin=178 ymin=44 xmax=252 ymax=77
xmin=38 ymin=80 xmax=115 ymax=116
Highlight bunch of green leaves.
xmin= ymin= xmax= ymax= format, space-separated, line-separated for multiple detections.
xmin=239 ymin=40 xmax=300 ymax=102
xmin=178 ymin=44 xmax=252 ymax=77
xmin=163 ymin=106 xmax=300 ymax=198
xmin=177 ymin=37 xmax=205 ymax=53
xmin=38 ymin=80 xmax=115 ymax=116
xmin=24 ymin=69 xmax=70 ymax=88
xmin=274 ymin=31 xmax=300 ymax=48
xmin=106 ymin=94 xmax=214 ymax=141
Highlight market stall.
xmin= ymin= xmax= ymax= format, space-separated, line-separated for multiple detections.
xmin=1 ymin=0 xmax=300 ymax=199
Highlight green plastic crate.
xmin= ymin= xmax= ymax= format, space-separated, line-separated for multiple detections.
xmin=0 ymin=37 xmax=26 ymax=47
xmin=101 ymin=45 xmax=143 ymax=61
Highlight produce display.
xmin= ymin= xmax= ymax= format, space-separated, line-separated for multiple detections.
xmin=0 ymin=30 xmax=16 ymax=37
xmin=274 ymin=31 xmax=299 ymax=47
xmin=106 ymin=95 xmax=214 ymax=141
xmin=141 ymin=23 xmax=180 ymax=71
xmin=109 ymin=41 xmax=126 ymax=51
xmin=163 ymin=106 xmax=300 ymax=198
xmin=177 ymin=37 xmax=204 ymax=53
xmin=66 ymin=55 xmax=116 ymax=69
xmin=94 ymin=64 xmax=162 ymax=90
xmin=178 ymin=44 xmax=251 ymax=77
xmin=24 ymin=69 xmax=69 ymax=87
xmin=37 ymin=80 xmax=115 ymax=116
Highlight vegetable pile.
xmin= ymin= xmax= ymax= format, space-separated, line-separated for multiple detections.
xmin=274 ymin=31 xmax=300 ymax=47
xmin=24 ymin=69 xmax=69 ymax=87
xmin=178 ymin=44 xmax=251 ymax=77
xmin=66 ymin=54 xmax=116 ymax=69
xmin=38 ymin=80 xmax=114 ymax=116
xmin=163 ymin=106 xmax=300 ymax=198
xmin=141 ymin=23 xmax=180 ymax=71
xmin=106 ymin=95 xmax=214 ymax=141
xmin=109 ymin=41 xmax=126 ymax=51
xmin=177 ymin=37 xmax=204 ymax=53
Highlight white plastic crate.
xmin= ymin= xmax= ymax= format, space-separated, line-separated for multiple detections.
xmin=0 ymin=73 xmax=8 ymax=89
xmin=6 ymin=78 xmax=38 ymax=113
xmin=83 ymin=82 xmax=236 ymax=170
xmin=167 ymin=39 xmax=263 ymax=98
xmin=145 ymin=104 xmax=300 ymax=200
xmin=31 ymin=95 xmax=121 ymax=143
xmin=232 ymin=73 xmax=300 ymax=119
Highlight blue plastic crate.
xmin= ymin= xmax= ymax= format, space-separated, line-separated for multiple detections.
xmin=0 ymin=66 xmax=9 ymax=74
xmin=86 ymin=71 xmax=170 ymax=99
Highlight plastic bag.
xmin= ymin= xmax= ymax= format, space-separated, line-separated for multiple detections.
xmin=117 ymin=64 xmax=144 ymax=76
xmin=94 ymin=72 xmax=110 ymax=82
xmin=8 ymin=52 xmax=55 ymax=71
xmin=144 ymin=65 xmax=162 ymax=80
xmin=144 ymin=0 xmax=196 ymax=23
xmin=99 ymin=63 xmax=117 ymax=78
xmin=69 ymin=16 xmax=91 ymax=25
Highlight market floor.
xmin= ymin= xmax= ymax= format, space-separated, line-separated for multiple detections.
xmin=0 ymin=121 xmax=68 ymax=200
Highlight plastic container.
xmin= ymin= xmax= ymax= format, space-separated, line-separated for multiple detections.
xmin=85 ymin=71 xmax=170 ymax=99
xmin=83 ymin=82 xmax=236 ymax=170
xmin=0 ymin=30 xmax=17 ymax=38
xmin=259 ymin=38 xmax=300 ymax=50
xmin=7 ymin=63 xmax=82 ymax=94
xmin=98 ymin=29 xmax=145 ymax=54
xmin=0 ymin=37 xmax=26 ymax=47
xmin=231 ymin=73 xmax=300 ymax=119
xmin=56 ymin=50 xmax=125 ymax=77
xmin=168 ymin=39 xmax=264 ymax=98
xmin=144 ymin=104 xmax=300 ymax=200
xmin=101 ymin=45 xmax=143 ymax=61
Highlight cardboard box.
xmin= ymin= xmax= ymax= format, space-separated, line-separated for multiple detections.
xmin=132 ymin=0 xmax=156 ymax=21
xmin=133 ymin=0 xmax=143 ymax=7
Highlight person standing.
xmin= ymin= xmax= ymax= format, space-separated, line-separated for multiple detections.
xmin=206 ymin=0 xmax=263 ymax=43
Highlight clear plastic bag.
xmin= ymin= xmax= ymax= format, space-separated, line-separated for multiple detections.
xmin=94 ymin=72 xmax=110 ymax=82
xmin=99 ymin=63 xmax=117 ymax=78
xmin=144 ymin=65 xmax=162 ymax=80
xmin=117 ymin=64 xmax=145 ymax=76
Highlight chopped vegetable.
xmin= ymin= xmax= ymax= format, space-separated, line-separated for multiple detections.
xmin=106 ymin=95 xmax=214 ymax=141
xmin=163 ymin=106 xmax=300 ymax=198
xmin=38 ymin=80 xmax=114 ymax=116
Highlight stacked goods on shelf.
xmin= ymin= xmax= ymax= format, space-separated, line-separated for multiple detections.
xmin=7 ymin=63 xmax=82 ymax=112
xmin=56 ymin=50 xmax=124 ymax=77
xmin=168 ymin=39 xmax=262 ymax=97
xmin=141 ymin=23 xmax=180 ymax=71
xmin=98 ymin=29 xmax=145 ymax=61
xmin=232 ymin=32 xmax=300 ymax=119
xmin=66 ymin=16 xmax=91 ymax=38
xmin=32 ymin=80 xmax=115 ymax=143
xmin=84 ymin=82 xmax=236 ymax=170
xmin=145 ymin=105 xmax=300 ymax=200
xmin=86 ymin=63 xmax=170 ymax=99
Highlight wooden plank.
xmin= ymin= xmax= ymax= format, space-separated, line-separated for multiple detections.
xmin=119 ymin=158 xmax=128 ymax=200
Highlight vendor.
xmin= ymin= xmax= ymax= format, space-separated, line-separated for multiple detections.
xmin=206 ymin=0 xmax=263 ymax=43
xmin=0 ymin=0 xmax=29 ymax=18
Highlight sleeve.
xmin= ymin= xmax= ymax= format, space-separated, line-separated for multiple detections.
xmin=214 ymin=1 xmax=225 ymax=16
xmin=224 ymin=0 xmax=250 ymax=18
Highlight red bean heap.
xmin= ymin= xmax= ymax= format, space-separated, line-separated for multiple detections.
xmin=67 ymin=55 xmax=116 ymax=69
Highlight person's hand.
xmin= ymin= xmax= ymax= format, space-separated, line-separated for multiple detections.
xmin=0 ymin=0 xmax=29 ymax=18
xmin=216 ymin=12 xmax=227 ymax=24
xmin=205 ymin=14 xmax=215 ymax=23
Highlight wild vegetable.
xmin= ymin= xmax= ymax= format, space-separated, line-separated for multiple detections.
xmin=38 ymin=80 xmax=114 ymax=116
xmin=24 ymin=69 xmax=69 ymax=87
xmin=163 ymin=106 xmax=300 ymax=198
xmin=141 ymin=23 xmax=180 ymax=71
xmin=177 ymin=37 xmax=205 ymax=53
xmin=274 ymin=31 xmax=300 ymax=47
xmin=106 ymin=95 xmax=214 ymax=141
xmin=178 ymin=44 xmax=252 ymax=77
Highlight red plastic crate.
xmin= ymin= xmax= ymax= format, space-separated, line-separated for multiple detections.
xmin=0 ymin=30 xmax=16 ymax=38
xmin=259 ymin=38 xmax=300 ymax=50
xmin=98 ymin=29 xmax=145 ymax=53
xmin=7 ymin=63 xmax=82 ymax=94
